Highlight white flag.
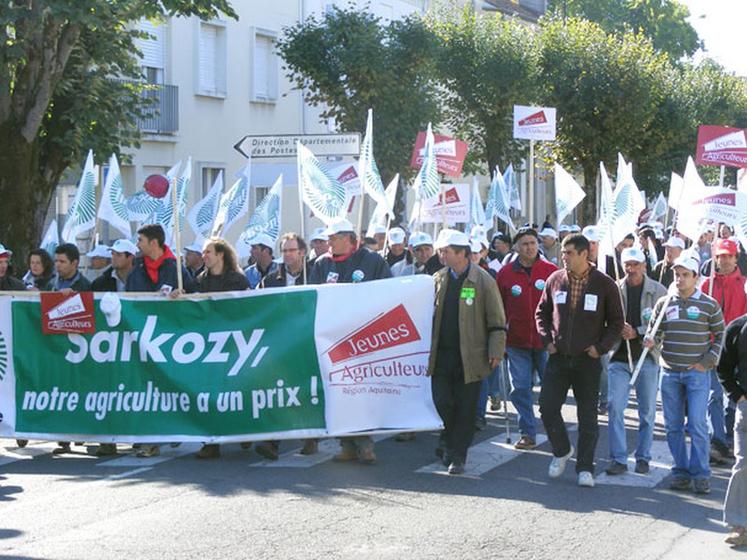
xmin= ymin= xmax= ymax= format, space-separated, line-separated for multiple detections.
xmin=504 ymin=164 xmax=522 ymax=212
xmin=485 ymin=166 xmax=514 ymax=232
xmin=608 ymin=164 xmax=645 ymax=247
xmin=469 ymin=176 xmax=487 ymax=230
xmin=297 ymin=142 xmax=348 ymax=225
xmin=554 ymin=163 xmax=586 ymax=226
xmin=40 ymin=219 xmax=59 ymax=256
xmin=126 ymin=190 xmax=161 ymax=222
xmin=668 ymin=172 xmax=684 ymax=210
xmin=367 ymin=174 xmax=399 ymax=234
xmin=650 ymin=192 xmax=668 ymax=221
xmin=213 ymin=160 xmax=251 ymax=236
xmin=62 ymin=150 xmax=97 ymax=243
xmin=188 ymin=171 xmax=223 ymax=243
xmin=237 ymin=174 xmax=283 ymax=259
xmin=358 ymin=109 xmax=389 ymax=211
xmin=97 ymin=153 xmax=131 ymax=238
xmin=412 ymin=123 xmax=440 ymax=201
xmin=598 ymin=161 xmax=614 ymax=224
xmin=152 ymin=161 xmax=182 ymax=243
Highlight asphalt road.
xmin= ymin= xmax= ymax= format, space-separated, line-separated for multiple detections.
xmin=1 ymin=395 xmax=744 ymax=560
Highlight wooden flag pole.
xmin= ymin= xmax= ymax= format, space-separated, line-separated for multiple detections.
xmin=171 ymin=174 xmax=184 ymax=292
xmin=296 ymin=142 xmax=308 ymax=285
xmin=528 ymin=140 xmax=535 ymax=226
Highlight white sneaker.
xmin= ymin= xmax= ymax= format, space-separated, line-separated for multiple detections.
xmin=577 ymin=471 xmax=595 ymax=488
xmin=548 ymin=446 xmax=574 ymax=478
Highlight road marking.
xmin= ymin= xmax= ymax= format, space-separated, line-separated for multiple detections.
xmin=96 ymin=443 xmax=203 ymax=468
xmin=107 ymin=466 xmax=153 ymax=479
xmin=250 ymin=434 xmax=392 ymax=468
xmin=0 ymin=441 xmax=60 ymax=466
xmin=416 ymin=433 xmax=549 ymax=477
xmin=594 ymin=440 xmax=671 ymax=488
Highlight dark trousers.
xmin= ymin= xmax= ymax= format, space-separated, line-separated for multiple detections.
xmin=432 ymin=349 xmax=481 ymax=463
xmin=539 ymin=353 xmax=601 ymax=473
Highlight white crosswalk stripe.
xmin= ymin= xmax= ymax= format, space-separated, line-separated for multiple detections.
xmin=250 ymin=434 xmax=393 ymax=468
xmin=594 ymin=440 xmax=672 ymax=488
xmin=96 ymin=443 xmax=203 ymax=468
xmin=0 ymin=441 xmax=57 ymax=466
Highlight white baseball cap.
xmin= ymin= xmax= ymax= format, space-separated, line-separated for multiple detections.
xmin=409 ymin=232 xmax=433 ymax=248
xmin=559 ymin=225 xmax=571 ymax=233
xmin=389 ymin=227 xmax=406 ymax=245
xmin=672 ymin=255 xmax=699 ymax=274
xmin=248 ymin=232 xmax=276 ymax=249
xmin=434 ymin=229 xmax=470 ymax=250
xmin=110 ymin=239 xmax=138 ymax=255
xmin=370 ymin=225 xmax=387 ymax=235
xmin=663 ymin=237 xmax=685 ymax=250
xmin=539 ymin=227 xmax=558 ymax=239
xmin=310 ymin=227 xmax=329 ymax=242
xmin=582 ymin=226 xmax=601 ymax=242
xmin=470 ymin=225 xmax=488 ymax=239
xmin=570 ymin=224 xmax=581 ymax=233
xmin=323 ymin=219 xmax=355 ymax=237
xmin=620 ymin=247 xmax=645 ymax=263
xmin=470 ymin=237 xmax=489 ymax=253
xmin=86 ymin=244 xmax=112 ymax=259
xmin=0 ymin=244 xmax=12 ymax=257
xmin=184 ymin=240 xmax=204 ymax=254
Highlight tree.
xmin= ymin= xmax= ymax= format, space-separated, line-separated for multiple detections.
xmin=0 ymin=0 xmax=235 ymax=265
xmin=276 ymin=6 xmax=441 ymax=222
xmin=547 ymin=0 xmax=700 ymax=60
xmin=426 ymin=6 xmax=540 ymax=175
xmin=538 ymin=17 xmax=671 ymax=221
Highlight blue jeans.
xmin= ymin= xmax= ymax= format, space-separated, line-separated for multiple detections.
xmin=506 ymin=347 xmax=547 ymax=439
xmin=709 ymin=369 xmax=728 ymax=446
xmin=607 ymin=357 xmax=659 ymax=464
xmin=660 ymin=368 xmax=711 ymax=480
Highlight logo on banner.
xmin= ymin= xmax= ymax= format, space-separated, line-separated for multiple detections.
xmin=327 ymin=304 xmax=421 ymax=364
xmin=696 ymin=125 xmax=747 ymax=168
xmin=691 ymin=191 xmax=737 ymax=207
xmin=518 ymin=110 xmax=548 ymax=127
xmin=438 ymin=187 xmax=461 ymax=206
xmin=41 ymin=292 xmax=96 ymax=334
xmin=337 ymin=165 xmax=358 ymax=184
xmin=0 ymin=331 xmax=7 ymax=381
xmin=409 ymin=132 xmax=469 ymax=177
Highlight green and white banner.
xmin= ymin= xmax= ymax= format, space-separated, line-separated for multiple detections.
xmin=0 ymin=276 xmax=441 ymax=443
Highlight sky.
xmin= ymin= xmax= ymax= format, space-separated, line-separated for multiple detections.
xmin=680 ymin=0 xmax=747 ymax=76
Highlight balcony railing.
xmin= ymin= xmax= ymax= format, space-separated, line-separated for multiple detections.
xmin=137 ymin=83 xmax=179 ymax=135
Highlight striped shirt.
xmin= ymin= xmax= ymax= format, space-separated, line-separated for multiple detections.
xmin=650 ymin=289 xmax=725 ymax=371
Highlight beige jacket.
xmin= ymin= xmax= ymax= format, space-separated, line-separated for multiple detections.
xmin=428 ymin=264 xmax=507 ymax=383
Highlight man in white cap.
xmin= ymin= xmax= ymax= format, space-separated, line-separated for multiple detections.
xmin=391 ymin=232 xmax=438 ymax=277
xmin=428 ymin=228 xmax=507 ymax=474
xmin=652 ymin=236 xmax=684 ymax=287
xmin=91 ymin=239 xmax=137 ymax=294
xmin=369 ymin=225 xmax=387 ymax=251
xmin=539 ymin=227 xmax=560 ymax=266
xmin=604 ymin=247 xmax=666 ymax=475
xmin=383 ymin=227 xmax=408 ymax=267
xmin=309 ymin=219 xmax=391 ymax=463
xmin=570 ymin=224 xmax=581 ymax=233
xmin=243 ymin=233 xmax=279 ymax=289
xmin=644 ymin=254 xmax=724 ymax=494
xmin=0 ymin=244 xmax=25 ymax=291
xmin=85 ymin=244 xmax=111 ymax=281
xmin=558 ymin=225 xmax=571 ymax=242
xmin=184 ymin=240 xmax=205 ymax=279
xmin=308 ymin=227 xmax=329 ymax=262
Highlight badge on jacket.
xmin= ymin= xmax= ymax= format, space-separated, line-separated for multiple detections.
xmin=584 ymin=294 xmax=598 ymax=312
xmin=352 ymin=270 xmax=365 ymax=283
xmin=460 ymin=287 xmax=476 ymax=300
xmin=534 ymin=279 xmax=545 ymax=291
xmin=511 ymin=285 xmax=522 ymax=297
xmin=326 ymin=272 xmax=339 ymax=284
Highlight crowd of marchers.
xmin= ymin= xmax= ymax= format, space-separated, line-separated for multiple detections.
xmin=0 ymin=216 xmax=746 ymax=547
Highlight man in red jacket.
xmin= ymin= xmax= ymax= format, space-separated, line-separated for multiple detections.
xmin=701 ymin=238 xmax=747 ymax=463
xmin=496 ymin=228 xmax=558 ymax=449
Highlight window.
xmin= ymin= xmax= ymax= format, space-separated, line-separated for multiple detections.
xmin=197 ymin=22 xmax=227 ymax=97
xmin=201 ymin=166 xmax=224 ymax=197
xmin=137 ymin=19 xmax=166 ymax=83
xmin=253 ymin=185 xmax=270 ymax=211
xmin=251 ymin=29 xmax=278 ymax=103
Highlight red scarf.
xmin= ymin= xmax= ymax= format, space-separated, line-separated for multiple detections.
xmin=144 ymin=245 xmax=175 ymax=284
xmin=330 ymin=248 xmax=356 ymax=263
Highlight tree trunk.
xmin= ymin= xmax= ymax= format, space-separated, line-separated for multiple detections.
xmin=581 ymin=163 xmax=598 ymax=226
xmin=0 ymin=123 xmax=57 ymax=272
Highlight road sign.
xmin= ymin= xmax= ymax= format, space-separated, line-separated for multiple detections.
xmin=234 ymin=133 xmax=361 ymax=159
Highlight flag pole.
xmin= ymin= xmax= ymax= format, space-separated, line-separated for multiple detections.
xmin=296 ymin=141 xmax=308 ymax=285
xmin=171 ymin=173 xmax=184 ymax=292
xmin=440 ymin=181 xmax=447 ymax=229
xmin=719 ymin=165 xmax=726 ymax=188
xmin=630 ymin=291 xmax=675 ymax=386
xmin=528 ymin=140 xmax=535 ymax=226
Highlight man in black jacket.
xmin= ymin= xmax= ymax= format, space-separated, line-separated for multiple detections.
xmin=309 ymin=219 xmax=391 ymax=464
xmin=52 ymin=243 xmax=92 ymax=293
xmin=0 ymin=244 xmax=26 ymax=291
xmin=263 ymin=233 xmax=311 ymax=288
xmin=717 ymin=316 xmax=747 ymax=546
xmin=126 ymin=224 xmax=193 ymax=294
xmin=91 ymin=239 xmax=137 ymax=293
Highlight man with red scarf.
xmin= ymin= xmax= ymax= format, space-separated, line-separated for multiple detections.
xmin=126 ymin=224 xmax=193 ymax=458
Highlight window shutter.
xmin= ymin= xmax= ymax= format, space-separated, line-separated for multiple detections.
xmin=253 ymin=35 xmax=271 ymax=99
xmin=200 ymin=24 xmax=217 ymax=93
xmin=137 ymin=19 xmax=165 ymax=69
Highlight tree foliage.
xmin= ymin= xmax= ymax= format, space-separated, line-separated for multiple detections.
xmin=426 ymin=6 xmax=540 ymax=175
xmin=276 ymin=6 xmax=441 ymax=222
xmin=546 ymin=0 xmax=700 ymax=60
xmin=0 ymin=0 xmax=235 ymax=264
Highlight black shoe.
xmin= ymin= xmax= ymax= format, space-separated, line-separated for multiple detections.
xmin=15 ymin=439 xmax=28 ymax=448
xmin=669 ymin=476 xmax=691 ymax=491
xmin=52 ymin=443 xmax=71 ymax=455
xmin=634 ymin=459 xmax=650 ymax=474
xmin=604 ymin=461 xmax=628 ymax=475
xmin=255 ymin=442 xmax=279 ymax=461
xmin=711 ymin=440 xmax=731 ymax=464
xmin=597 ymin=402 xmax=608 ymax=415
xmin=693 ymin=478 xmax=711 ymax=494
xmin=447 ymin=461 xmax=465 ymax=475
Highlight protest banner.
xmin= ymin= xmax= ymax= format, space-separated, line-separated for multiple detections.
xmin=695 ymin=125 xmax=747 ymax=168
xmin=0 ymin=276 xmax=441 ymax=443
xmin=410 ymin=132 xmax=468 ymax=177
xmin=418 ymin=184 xmax=470 ymax=225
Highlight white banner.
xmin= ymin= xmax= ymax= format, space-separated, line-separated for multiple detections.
xmin=315 ymin=276 xmax=440 ymax=434
xmin=419 ymin=183 xmax=470 ymax=225
xmin=513 ymin=105 xmax=557 ymax=141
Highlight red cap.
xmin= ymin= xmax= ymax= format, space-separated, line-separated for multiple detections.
xmin=713 ymin=238 xmax=739 ymax=256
